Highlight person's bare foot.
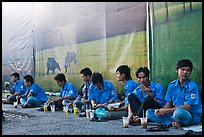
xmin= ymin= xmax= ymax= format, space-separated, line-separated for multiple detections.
xmin=132 ymin=116 xmax=141 ymax=123
xmin=172 ymin=121 xmax=181 ymax=129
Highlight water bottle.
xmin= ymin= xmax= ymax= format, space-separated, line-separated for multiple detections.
xmin=44 ymin=103 xmax=48 ymax=112
xmin=73 ymin=104 xmax=78 ymax=115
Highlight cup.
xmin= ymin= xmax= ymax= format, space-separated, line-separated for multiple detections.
xmin=122 ymin=116 xmax=129 ymax=128
xmin=4 ymin=81 xmax=10 ymax=87
xmin=89 ymin=110 xmax=95 ymax=119
xmin=63 ymin=106 xmax=68 ymax=115
xmin=140 ymin=117 xmax=148 ymax=128
xmin=13 ymin=102 xmax=18 ymax=108
xmin=50 ymin=104 xmax=55 ymax=112
xmin=86 ymin=109 xmax=90 ymax=118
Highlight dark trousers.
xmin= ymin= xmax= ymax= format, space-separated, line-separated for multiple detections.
xmin=128 ymin=94 xmax=162 ymax=117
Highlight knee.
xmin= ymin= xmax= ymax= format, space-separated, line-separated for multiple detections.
xmin=146 ymin=109 xmax=155 ymax=118
xmin=128 ymin=94 xmax=136 ymax=102
xmin=173 ymin=108 xmax=186 ymax=118
xmin=27 ymin=96 xmax=35 ymax=104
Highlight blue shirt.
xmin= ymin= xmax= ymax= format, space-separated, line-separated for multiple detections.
xmin=25 ymin=83 xmax=48 ymax=102
xmin=88 ymin=80 xmax=117 ymax=104
xmin=132 ymin=81 xmax=165 ymax=107
xmin=124 ymin=80 xmax=139 ymax=105
xmin=165 ymin=79 xmax=202 ymax=123
xmin=11 ymin=80 xmax=27 ymax=95
xmin=59 ymin=82 xmax=78 ymax=102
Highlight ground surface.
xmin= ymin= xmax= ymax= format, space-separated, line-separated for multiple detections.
xmin=2 ymin=104 xmax=200 ymax=135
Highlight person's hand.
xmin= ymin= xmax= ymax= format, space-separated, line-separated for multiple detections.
xmin=154 ymin=109 xmax=166 ymax=116
xmin=4 ymin=82 xmax=10 ymax=87
xmin=140 ymin=84 xmax=152 ymax=96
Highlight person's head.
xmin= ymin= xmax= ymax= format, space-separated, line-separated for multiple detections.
xmin=80 ymin=67 xmax=92 ymax=82
xmin=92 ymin=72 xmax=103 ymax=89
xmin=136 ymin=67 xmax=150 ymax=85
xmin=116 ymin=65 xmax=132 ymax=81
xmin=23 ymin=74 xmax=34 ymax=88
xmin=54 ymin=73 xmax=67 ymax=87
xmin=10 ymin=72 xmax=20 ymax=82
xmin=176 ymin=59 xmax=193 ymax=81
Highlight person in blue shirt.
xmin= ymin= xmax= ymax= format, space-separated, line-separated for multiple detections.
xmin=128 ymin=67 xmax=165 ymax=124
xmin=88 ymin=72 xmax=117 ymax=109
xmin=3 ymin=72 xmax=27 ymax=104
xmin=17 ymin=74 xmax=48 ymax=108
xmin=114 ymin=65 xmax=139 ymax=111
xmin=146 ymin=59 xmax=202 ymax=128
xmin=45 ymin=73 xmax=78 ymax=111
xmin=73 ymin=67 xmax=93 ymax=112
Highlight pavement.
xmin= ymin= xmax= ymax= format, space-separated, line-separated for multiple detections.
xmin=2 ymin=103 xmax=200 ymax=135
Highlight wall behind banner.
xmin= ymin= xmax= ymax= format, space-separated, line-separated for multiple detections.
xmin=2 ymin=2 xmax=148 ymax=94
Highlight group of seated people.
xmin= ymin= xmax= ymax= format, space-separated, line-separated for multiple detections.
xmin=2 ymin=59 xmax=202 ymax=129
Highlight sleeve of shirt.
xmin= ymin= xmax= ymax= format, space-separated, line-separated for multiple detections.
xmin=109 ymin=83 xmax=117 ymax=101
xmin=11 ymin=86 xmax=15 ymax=94
xmin=88 ymin=85 xmax=94 ymax=101
xmin=66 ymin=85 xmax=75 ymax=97
xmin=18 ymin=82 xmax=24 ymax=93
xmin=154 ymin=84 xmax=165 ymax=106
xmin=184 ymin=84 xmax=199 ymax=105
xmin=165 ymin=84 xmax=173 ymax=103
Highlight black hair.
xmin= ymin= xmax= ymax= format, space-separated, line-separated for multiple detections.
xmin=92 ymin=72 xmax=103 ymax=85
xmin=80 ymin=67 xmax=92 ymax=77
xmin=54 ymin=73 xmax=67 ymax=82
xmin=136 ymin=67 xmax=150 ymax=78
xmin=23 ymin=75 xmax=34 ymax=84
xmin=116 ymin=65 xmax=132 ymax=80
xmin=176 ymin=59 xmax=193 ymax=71
xmin=11 ymin=72 xmax=20 ymax=80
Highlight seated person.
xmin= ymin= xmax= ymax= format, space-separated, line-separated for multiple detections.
xmin=3 ymin=72 xmax=27 ymax=104
xmin=17 ymin=75 xmax=48 ymax=108
xmin=128 ymin=67 xmax=166 ymax=124
xmin=113 ymin=65 xmax=139 ymax=111
xmin=44 ymin=73 xmax=78 ymax=111
xmin=89 ymin=72 xmax=123 ymax=119
xmin=74 ymin=67 xmax=93 ymax=112
xmin=146 ymin=59 xmax=202 ymax=128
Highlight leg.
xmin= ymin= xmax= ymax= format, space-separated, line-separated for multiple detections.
xmin=137 ymin=96 xmax=162 ymax=117
xmin=106 ymin=110 xmax=128 ymax=120
xmin=27 ymin=96 xmax=44 ymax=107
xmin=146 ymin=109 xmax=172 ymax=126
xmin=7 ymin=95 xmax=17 ymax=103
xmin=128 ymin=94 xmax=142 ymax=116
xmin=171 ymin=108 xmax=193 ymax=128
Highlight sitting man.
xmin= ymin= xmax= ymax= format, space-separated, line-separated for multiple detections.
xmin=128 ymin=67 xmax=166 ymax=124
xmin=74 ymin=67 xmax=93 ymax=113
xmin=89 ymin=72 xmax=117 ymax=110
xmin=44 ymin=73 xmax=78 ymax=111
xmin=146 ymin=59 xmax=202 ymax=128
xmin=17 ymin=75 xmax=48 ymax=108
xmin=3 ymin=72 xmax=27 ymax=104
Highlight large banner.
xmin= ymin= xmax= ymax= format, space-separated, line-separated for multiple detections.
xmin=149 ymin=2 xmax=202 ymax=95
xmin=2 ymin=2 xmax=148 ymax=94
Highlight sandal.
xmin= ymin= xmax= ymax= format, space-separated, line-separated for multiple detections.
xmin=146 ymin=125 xmax=169 ymax=132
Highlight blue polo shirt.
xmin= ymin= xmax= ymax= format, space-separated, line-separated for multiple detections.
xmin=165 ymin=79 xmax=202 ymax=123
xmin=88 ymin=80 xmax=117 ymax=104
xmin=59 ymin=82 xmax=78 ymax=101
xmin=124 ymin=80 xmax=139 ymax=105
xmin=25 ymin=83 xmax=48 ymax=102
xmin=132 ymin=81 xmax=165 ymax=107
xmin=11 ymin=80 xmax=27 ymax=95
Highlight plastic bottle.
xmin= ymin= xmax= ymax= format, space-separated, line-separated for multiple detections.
xmin=73 ymin=104 xmax=78 ymax=115
xmin=44 ymin=103 xmax=48 ymax=112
